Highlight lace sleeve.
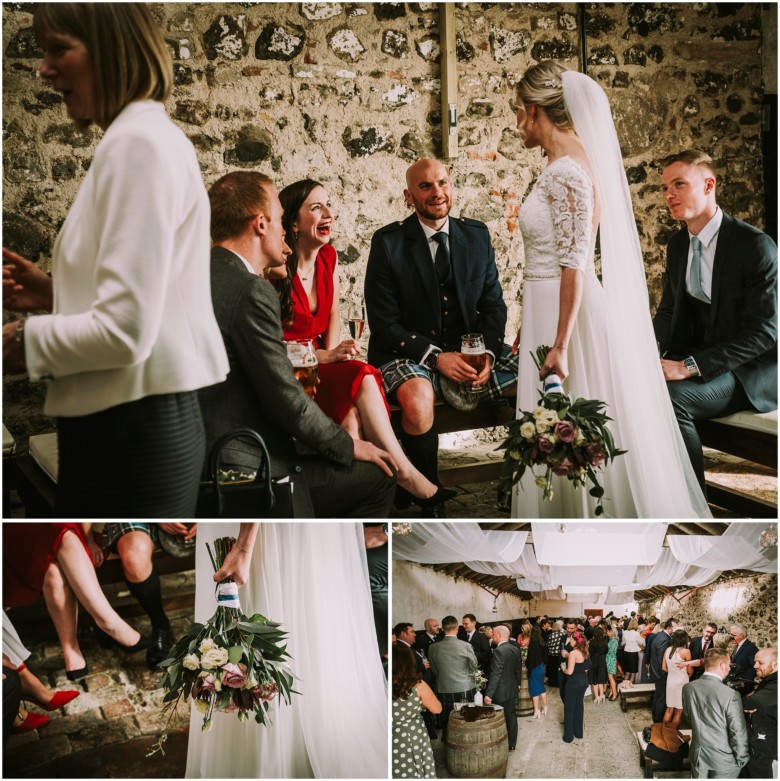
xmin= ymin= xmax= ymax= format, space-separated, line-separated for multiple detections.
xmin=539 ymin=163 xmax=594 ymax=271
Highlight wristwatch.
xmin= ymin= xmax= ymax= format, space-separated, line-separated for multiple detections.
xmin=683 ymin=356 xmax=699 ymax=377
xmin=422 ymin=350 xmax=440 ymax=371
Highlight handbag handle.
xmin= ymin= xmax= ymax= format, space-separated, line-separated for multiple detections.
xmin=206 ymin=428 xmax=275 ymax=516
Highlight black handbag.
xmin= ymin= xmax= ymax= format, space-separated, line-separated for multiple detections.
xmin=196 ymin=428 xmax=294 ymax=518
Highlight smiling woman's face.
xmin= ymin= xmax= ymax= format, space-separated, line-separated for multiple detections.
xmin=293 ymin=186 xmax=334 ymax=249
xmin=38 ymin=29 xmax=97 ymax=127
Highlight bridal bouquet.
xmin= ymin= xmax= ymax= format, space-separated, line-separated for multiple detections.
xmin=498 ymin=345 xmax=626 ymax=515
xmin=148 ymin=536 xmax=296 ymax=757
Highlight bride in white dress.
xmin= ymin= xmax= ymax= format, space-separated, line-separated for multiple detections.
xmin=185 ymin=523 xmax=387 ymax=778
xmin=511 ymin=61 xmax=710 ymax=519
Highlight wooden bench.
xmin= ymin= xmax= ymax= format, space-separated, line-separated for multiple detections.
xmin=619 ymin=683 xmax=656 ymax=712
xmin=636 ymin=729 xmax=692 ymax=779
xmin=389 ymin=398 xmax=515 ymax=486
xmin=696 ymin=409 xmax=777 ymax=518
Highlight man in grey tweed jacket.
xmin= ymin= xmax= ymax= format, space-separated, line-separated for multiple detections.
xmin=428 ymin=615 xmax=478 ymax=740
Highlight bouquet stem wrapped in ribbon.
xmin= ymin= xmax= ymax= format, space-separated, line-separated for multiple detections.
xmin=498 ymin=345 xmax=626 ymax=516
xmin=148 ymin=536 xmax=296 ymax=757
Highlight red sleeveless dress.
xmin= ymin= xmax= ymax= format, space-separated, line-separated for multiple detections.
xmin=283 ymin=244 xmax=388 ymax=424
xmin=3 ymin=523 xmax=91 ymax=607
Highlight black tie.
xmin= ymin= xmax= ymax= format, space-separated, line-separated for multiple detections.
xmin=432 ymin=231 xmax=450 ymax=283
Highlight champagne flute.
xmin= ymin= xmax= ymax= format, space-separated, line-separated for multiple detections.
xmin=347 ymin=303 xmax=366 ymax=357
xmin=285 ymin=339 xmax=318 ymax=397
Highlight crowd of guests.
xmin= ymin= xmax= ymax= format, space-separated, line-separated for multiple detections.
xmin=3 ymin=5 xmax=776 ymax=523
xmin=391 ymin=611 xmax=777 ymax=778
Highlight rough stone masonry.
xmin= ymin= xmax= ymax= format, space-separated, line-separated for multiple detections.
xmin=2 ymin=2 xmax=774 ymax=444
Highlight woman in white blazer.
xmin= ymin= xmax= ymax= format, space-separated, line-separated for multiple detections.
xmin=2 ymin=4 xmax=229 ymax=517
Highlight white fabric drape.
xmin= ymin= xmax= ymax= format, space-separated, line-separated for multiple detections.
xmin=531 ymin=522 xmax=667 ymax=565
xmin=392 ymin=522 xmax=527 ymax=565
xmin=186 ymin=523 xmax=387 ymax=779
xmin=2 ymin=611 xmax=31 ymax=667
xmin=467 ymin=541 xmax=542 ymax=578
xmin=668 ymin=523 xmax=777 ymax=573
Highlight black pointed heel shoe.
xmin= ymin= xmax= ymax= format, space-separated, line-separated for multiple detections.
xmin=65 ymin=666 xmax=89 ymax=682
xmin=93 ymin=625 xmax=150 ymax=653
xmin=413 ymin=486 xmax=457 ymax=510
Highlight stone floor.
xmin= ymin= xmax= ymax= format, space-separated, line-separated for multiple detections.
xmin=4 ymin=573 xmax=195 ymax=779
xmin=430 ymin=686 xmax=688 ymax=779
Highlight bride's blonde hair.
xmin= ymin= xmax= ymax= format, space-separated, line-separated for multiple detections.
xmin=515 ymin=60 xmax=573 ymax=131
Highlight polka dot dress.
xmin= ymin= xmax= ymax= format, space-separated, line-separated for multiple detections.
xmin=392 ymin=685 xmax=436 ymax=779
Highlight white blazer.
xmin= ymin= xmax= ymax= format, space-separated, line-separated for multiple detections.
xmin=24 ymin=100 xmax=229 ymax=417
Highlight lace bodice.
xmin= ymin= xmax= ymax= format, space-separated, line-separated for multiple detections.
xmin=519 ymin=156 xmax=595 ymax=280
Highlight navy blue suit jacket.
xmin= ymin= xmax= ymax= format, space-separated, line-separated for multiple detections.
xmin=365 ymin=214 xmax=507 ymax=368
xmin=653 ymin=212 xmax=777 ymax=411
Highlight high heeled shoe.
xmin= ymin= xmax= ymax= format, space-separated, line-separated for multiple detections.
xmin=25 ymin=690 xmax=80 ymax=711
xmin=66 ymin=666 xmax=89 ymax=681
xmin=532 ymin=710 xmax=541 ymax=719
xmin=13 ymin=710 xmax=50 ymax=733
xmin=412 ymin=486 xmax=457 ymax=510
xmin=93 ymin=625 xmax=150 ymax=653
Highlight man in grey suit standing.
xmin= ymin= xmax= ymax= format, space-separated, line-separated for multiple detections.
xmin=199 ymin=171 xmax=396 ymax=517
xmin=682 ymin=647 xmax=749 ymax=778
xmin=484 ymin=625 xmax=521 ymax=752
xmin=428 ymin=615 xmax=478 ymax=741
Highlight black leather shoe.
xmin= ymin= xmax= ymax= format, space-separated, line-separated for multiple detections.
xmin=421 ymin=502 xmax=447 ymax=518
xmin=147 ymin=628 xmax=173 ymax=670
xmin=413 ymin=486 xmax=457 ymax=510
xmin=66 ymin=666 xmax=89 ymax=681
xmin=93 ymin=625 xmax=151 ymax=653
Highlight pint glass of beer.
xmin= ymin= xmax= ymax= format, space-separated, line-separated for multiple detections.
xmin=286 ymin=339 xmax=318 ymax=398
xmin=461 ymin=333 xmax=487 ymax=399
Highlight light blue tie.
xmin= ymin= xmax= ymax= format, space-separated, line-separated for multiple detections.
xmin=689 ymin=236 xmax=710 ymax=303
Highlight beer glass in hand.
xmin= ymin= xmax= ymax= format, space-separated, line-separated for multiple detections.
xmin=461 ymin=333 xmax=487 ymax=399
xmin=286 ymin=339 xmax=318 ymax=398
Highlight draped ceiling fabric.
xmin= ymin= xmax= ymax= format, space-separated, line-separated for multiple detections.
xmin=393 ymin=522 xmax=777 ymax=602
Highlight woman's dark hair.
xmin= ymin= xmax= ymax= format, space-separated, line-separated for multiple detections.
xmin=392 ymin=644 xmax=421 ymax=700
xmin=571 ymin=633 xmax=589 ymax=658
xmin=530 ymin=625 xmax=544 ymax=646
xmin=592 ymin=625 xmax=608 ymax=651
xmin=670 ymin=629 xmax=691 ymax=652
xmin=276 ymin=178 xmax=323 ymax=325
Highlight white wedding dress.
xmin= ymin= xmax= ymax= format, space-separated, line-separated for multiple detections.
xmin=185 ymin=523 xmax=388 ymax=779
xmin=513 ymin=144 xmax=710 ymax=518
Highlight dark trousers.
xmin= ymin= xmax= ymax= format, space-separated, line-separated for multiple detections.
xmin=57 ymin=391 xmax=205 ymax=518
xmin=652 ymin=674 xmax=668 ymax=723
xmin=494 ymin=696 xmax=518 ymax=749
xmin=3 ymin=668 xmax=21 ymax=749
xmin=563 ymin=674 xmax=587 ymax=742
xmin=666 ymin=372 xmax=751 ymax=491
xmin=364 ymin=543 xmax=388 ymax=658
xmin=304 ymin=457 xmax=396 ymax=518
xmin=743 ymin=755 xmax=774 ymax=778
xmin=438 ymin=689 xmax=476 ymax=739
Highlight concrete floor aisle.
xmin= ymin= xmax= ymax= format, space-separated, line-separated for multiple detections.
xmin=430 ymin=689 xmax=689 ymax=779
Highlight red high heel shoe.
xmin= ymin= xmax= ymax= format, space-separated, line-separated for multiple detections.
xmin=13 ymin=710 xmax=50 ymax=733
xmin=25 ymin=690 xmax=81 ymax=711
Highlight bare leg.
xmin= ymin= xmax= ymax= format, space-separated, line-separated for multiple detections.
xmin=355 ymin=377 xmax=437 ymax=500
xmin=340 ymin=406 xmax=362 ymax=440
xmin=18 ymin=664 xmax=58 ymax=704
xmin=670 ymin=707 xmax=683 ymax=729
xmin=541 ymin=691 xmax=548 ymax=713
xmin=42 ymin=562 xmax=85 ymax=673
xmin=532 ymin=694 xmax=540 ymax=716
xmin=662 ymin=705 xmax=675 ymax=725
xmin=608 ymin=673 xmax=617 ymax=699
xmin=53 ymin=530 xmax=141 ymax=647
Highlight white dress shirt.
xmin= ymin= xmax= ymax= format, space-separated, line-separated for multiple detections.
xmin=24 ymin=101 xmax=229 ymax=416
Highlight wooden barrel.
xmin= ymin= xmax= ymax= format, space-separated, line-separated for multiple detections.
xmin=446 ymin=709 xmax=508 ymax=778
xmin=516 ymin=647 xmax=534 ymax=717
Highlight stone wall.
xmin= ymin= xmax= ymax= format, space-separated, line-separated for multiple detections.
xmin=638 ymin=571 xmax=777 ymax=649
xmin=393 ymin=560 xmax=530 ymax=630
xmin=2 ymin=2 xmax=773 ymax=443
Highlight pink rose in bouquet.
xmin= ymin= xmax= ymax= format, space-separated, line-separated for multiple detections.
xmin=192 ymin=672 xmax=217 ymax=698
xmin=252 ymin=683 xmax=279 ymax=703
xmin=554 ymin=420 xmax=578 ymax=443
xmin=537 ymin=435 xmax=555 ymax=454
xmin=585 ymin=442 xmax=607 ymax=468
xmin=221 ymin=662 xmax=248 ymax=689
xmin=552 ymin=457 xmax=575 ymax=477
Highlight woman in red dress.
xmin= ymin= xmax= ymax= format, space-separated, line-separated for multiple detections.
xmin=3 ymin=523 xmax=149 ymax=680
xmin=277 ymin=180 xmax=454 ymax=511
